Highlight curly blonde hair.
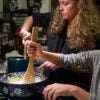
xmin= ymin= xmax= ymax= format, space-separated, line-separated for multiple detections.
xmin=49 ymin=0 xmax=100 ymax=51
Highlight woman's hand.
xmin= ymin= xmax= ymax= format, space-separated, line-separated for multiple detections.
xmin=20 ymin=29 xmax=31 ymax=45
xmin=38 ymin=61 xmax=61 ymax=70
xmin=43 ymin=83 xmax=76 ymax=100
xmin=43 ymin=83 xmax=89 ymax=100
xmin=26 ymin=40 xmax=42 ymax=59
xmin=26 ymin=40 xmax=62 ymax=70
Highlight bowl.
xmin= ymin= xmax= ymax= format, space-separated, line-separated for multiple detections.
xmin=0 ymin=72 xmax=48 ymax=100
xmin=7 ymin=57 xmax=29 ymax=73
xmin=7 ymin=57 xmax=44 ymax=73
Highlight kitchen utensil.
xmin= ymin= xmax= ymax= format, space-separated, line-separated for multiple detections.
xmin=24 ymin=45 xmax=27 ymax=59
xmin=23 ymin=27 xmax=38 ymax=83
xmin=0 ymin=72 xmax=48 ymax=100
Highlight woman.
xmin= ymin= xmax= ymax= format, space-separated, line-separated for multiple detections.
xmin=21 ymin=0 xmax=100 ymax=93
xmin=26 ymin=41 xmax=100 ymax=100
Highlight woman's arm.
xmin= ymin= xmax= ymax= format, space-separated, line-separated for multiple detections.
xmin=26 ymin=41 xmax=61 ymax=65
xmin=21 ymin=16 xmax=33 ymax=31
xmin=72 ymin=86 xmax=90 ymax=100
xmin=20 ymin=16 xmax=33 ymax=44
xmin=20 ymin=12 xmax=51 ymax=34
xmin=20 ymin=13 xmax=51 ymax=44
xmin=41 ymin=51 xmax=61 ymax=65
xmin=27 ymin=41 xmax=99 ymax=70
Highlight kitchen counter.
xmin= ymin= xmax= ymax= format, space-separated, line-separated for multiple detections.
xmin=0 ymin=60 xmax=6 ymax=100
xmin=0 ymin=62 xmax=7 ymax=74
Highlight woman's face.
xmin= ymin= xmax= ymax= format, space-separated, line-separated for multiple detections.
xmin=59 ymin=0 xmax=79 ymax=21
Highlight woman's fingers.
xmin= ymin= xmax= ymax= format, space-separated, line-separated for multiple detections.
xmin=47 ymin=88 xmax=56 ymax=100
xmin=43 ymin=84 xmax=60 ymax=100
xmin=25 ymin=41 xmax=35 ymax=56
xmin=38 ymin=61 xmax=48 ymax=69
xmin=43 ymin=84 xmax=55 ymax=100
xmin=20 ymin=30 xmax=31 ymax=45
xmin=26 ymin=41 xmax=42 ymax=59
xmin=38 ymin=61 xmax=58 ymax=70
xmin=23 ymin=35 xmax=31 ymax=45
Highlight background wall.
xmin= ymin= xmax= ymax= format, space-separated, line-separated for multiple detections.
xmin=40 ymin=0 xmax=51 ymax=13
